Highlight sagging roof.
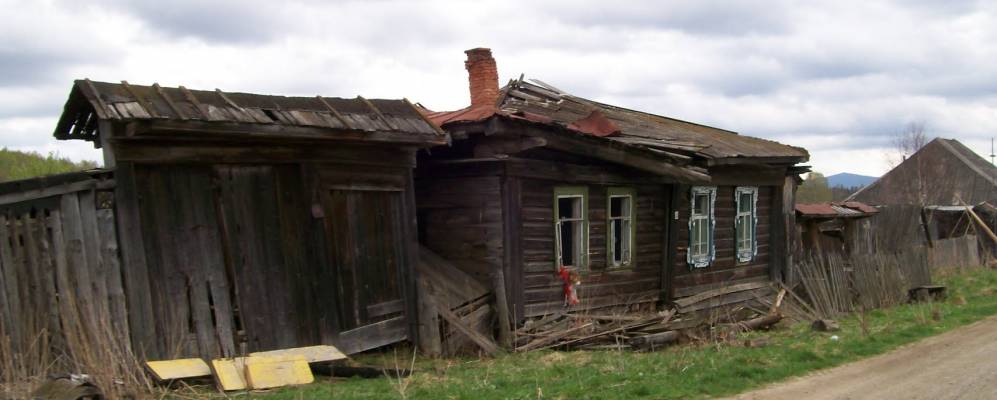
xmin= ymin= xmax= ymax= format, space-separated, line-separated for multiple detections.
xmin=426 ymin=78 xmax=809 ymax=165
xmin=796 ymin=201 xmax=879 ymax=219
xmin=54 ymin=79 xmax=447 ymax=146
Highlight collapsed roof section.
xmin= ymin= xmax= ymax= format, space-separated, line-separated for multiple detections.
xmin=425 ymin=76 xmax=809 ymax=171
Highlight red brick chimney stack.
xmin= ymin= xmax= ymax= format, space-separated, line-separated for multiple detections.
xmin=464 ymin=48 xmax=500 ymax=108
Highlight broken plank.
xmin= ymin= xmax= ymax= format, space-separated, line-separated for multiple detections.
xmin=436 ymin=298 xmax=501 ymax=356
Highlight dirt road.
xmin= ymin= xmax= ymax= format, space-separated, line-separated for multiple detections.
xmin=727 ymin=315 xmax=997 ymax=400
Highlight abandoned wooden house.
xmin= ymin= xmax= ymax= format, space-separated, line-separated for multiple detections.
xmin=416 ymin=48 xmax=810 ymax=343
xmin=0 ymin=79 xmax=447 ymax=361
xmin=849 ymin=138 xmax=997 ymax=206
xmin=848 ymin=138 xmax=997 ymax=260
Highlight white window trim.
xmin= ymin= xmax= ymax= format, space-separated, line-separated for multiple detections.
xmin=687 ymin=186 xmax=717 ymax=269
xmin=735 ymin=186 xmax=759 ymax=263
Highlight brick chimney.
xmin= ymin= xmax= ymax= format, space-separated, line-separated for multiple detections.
xmin=464 ymin=48 xmax=500 ymax=108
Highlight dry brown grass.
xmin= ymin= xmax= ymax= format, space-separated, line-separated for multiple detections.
xmin=0 ymin=291 xmax=154 ymax=399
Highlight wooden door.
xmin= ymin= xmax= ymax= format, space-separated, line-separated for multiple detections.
xmin=320 ymin=188 xmax=406 ymax=332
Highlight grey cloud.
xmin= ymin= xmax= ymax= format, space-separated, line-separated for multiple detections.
xmin=543 ymin=0 xmax=793 ymax=36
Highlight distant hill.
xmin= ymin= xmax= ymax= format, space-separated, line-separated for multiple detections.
xmin=827 ymin=172 xmax=877 ymax=188
xmin=0 ymin=148 xmax=99 ymax=183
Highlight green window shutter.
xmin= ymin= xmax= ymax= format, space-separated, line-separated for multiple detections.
xmin=606 ymin=187 xmax=636 ymax=269
xmin=553 ymin=186 xmax=589 ymax=270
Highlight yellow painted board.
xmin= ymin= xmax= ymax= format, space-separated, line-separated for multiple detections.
xmin=145 ymin=358 xmax=211 ymax=381
xmin=211 ymin=357 xmax=249 ymax=391
xmin=245 ymin=355 xmax=314 ymax=389
xmin=249 ymin=345 xmax=347 ymax=364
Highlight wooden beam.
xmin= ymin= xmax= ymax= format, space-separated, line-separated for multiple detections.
xmin=121 ymin=80 xmax=160 ymax=118
xmin=435 ymin=298 xmax=501 ymax=356
xmin=316 ymin=96 xmax=353 ymax=129
xmin=82 ymin=78 xmax=116 ymax=120
xmin=178 ymin=86 xmax=209 ymax=119
xmin=489 ymin=118 xmax=710 ymax=183
xmin=152 ymin=83 xmax=186 ymax=120
xmin=0 ymin=179 xmax=98 ymax=207
xmin=140 ymin=119 xmax=447 ymax=146
xmin=357 ymin=96 xmax=399 ymax=131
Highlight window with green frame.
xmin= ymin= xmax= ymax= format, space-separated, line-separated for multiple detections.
xmin=688 ymin=186 xmax=716 ymax=268
xmin=734 ymin=186 xmax=758 ymax=263
xmin=554 ymin=186 xmax=588 ymax=270
xmin=607 ymin=187 xmax=636 ymax=268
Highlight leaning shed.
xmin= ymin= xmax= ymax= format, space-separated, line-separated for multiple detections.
xmin=0 ymin=79 xmax=447 ymax=361
xmin=415 ymin=49 xmax=809 ymax=349
xmin=849 ymin=138 xmax=997 ymax=206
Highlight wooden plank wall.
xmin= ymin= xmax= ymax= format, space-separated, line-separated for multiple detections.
xmin=130 ymin=162 xmax=412 ymax=359
xmin=519 ymin=179 xmax=666 ymax=317
xmin=0 ymin=187 xmax=128 ymax=362
xmin=672 ymin=186 xmax=774 ymax=298
xmin=415 ymin=176 xmax=504 ymax=284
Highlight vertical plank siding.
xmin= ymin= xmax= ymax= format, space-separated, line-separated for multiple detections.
xmin=0 ymin=183 xmax=128 ymax=361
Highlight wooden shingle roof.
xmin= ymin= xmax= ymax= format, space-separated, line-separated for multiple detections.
xmin=54 ymin=79 xmax=447 ymax=146
xmin=427 ymin=78 xmax=808 ymax=165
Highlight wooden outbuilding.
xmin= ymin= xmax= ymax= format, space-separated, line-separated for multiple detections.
xmin=415 ymin=48 xmax=810 ymax=344
xmin=0 ymin=80 xmax=447 ymax=360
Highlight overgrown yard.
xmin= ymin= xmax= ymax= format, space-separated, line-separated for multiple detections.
xmin=213 ymin=268 xmax=997 ymax=399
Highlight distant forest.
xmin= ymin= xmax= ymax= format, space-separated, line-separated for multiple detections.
xmin=797 ymin=172 xmax=866 ymax=203
xmin=0 ymin=148 xmax=99 ymax=183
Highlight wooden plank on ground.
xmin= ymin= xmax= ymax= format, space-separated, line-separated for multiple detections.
xmin=145 ymin=358 xmax=212 ymax=381
xmin=211 ymin=357 xmax=249 ymax=391
xmin=249 ymin=345 xmax=347 ymax=363
xmin=244 ymin=355 xmax=313 ymax=389
xmin=335 ymin=315 xmax=408 ymax=355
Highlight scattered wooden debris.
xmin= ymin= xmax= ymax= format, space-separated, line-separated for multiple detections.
xmin=514 ymin=309 xmax=682 ymax=351
xmin=743 ymin=337 xmax=772 ymax=348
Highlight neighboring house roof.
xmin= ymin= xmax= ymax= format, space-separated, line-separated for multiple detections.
xmin=796 ymin=201 xmax=879 ymax=219
xmin=54 ymin=79 xmax=447 ymax=146
xmin=848 ymin=138 xmax=997 ymax=206
xmin=426 ymin=78 xmax=809 ymax=165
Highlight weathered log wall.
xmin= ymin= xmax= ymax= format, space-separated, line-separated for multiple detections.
xmin=672 ymin=186 xmax=775 ymax=299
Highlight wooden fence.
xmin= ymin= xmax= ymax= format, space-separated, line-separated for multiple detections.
xmin=793 ymin=245 xmax=933 ymax=318
xmin=0 ymin=171 xmax=126 ymax=362
xmin=929 ymin=235 xmax=981 ymax=271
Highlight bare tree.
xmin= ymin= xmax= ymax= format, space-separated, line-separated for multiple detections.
xmin=885 ymin=122 xmax=930 ymax=168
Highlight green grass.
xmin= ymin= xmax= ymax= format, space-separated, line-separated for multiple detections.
xmin=249 ymin=268 xmax=997 ymax=400
xmin=0 ymin=148 xmax=99 ymax=183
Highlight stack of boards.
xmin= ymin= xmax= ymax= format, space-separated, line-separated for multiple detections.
xmin=145 ymin=345 xmax=346 ymax=391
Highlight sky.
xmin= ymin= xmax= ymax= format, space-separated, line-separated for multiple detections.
xmin=2 ymin=0 xmax=997 ymax=177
